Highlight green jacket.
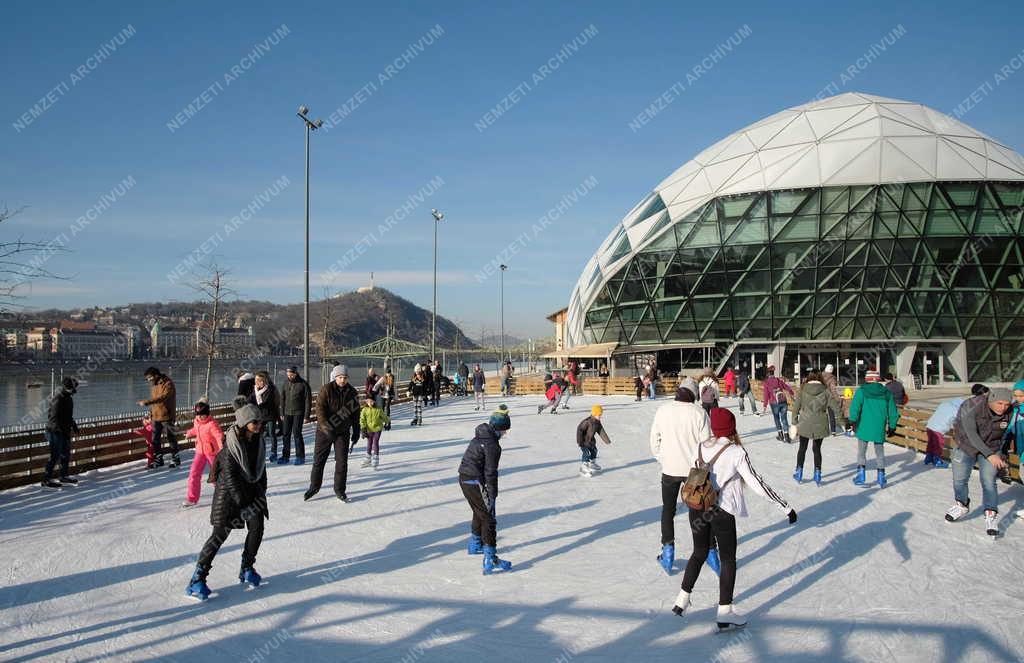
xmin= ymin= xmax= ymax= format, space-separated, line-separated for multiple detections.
xmin=792 ymin=381 xmax=846 ymax=440
xmin=848 ymin=382 xmax=899 ymax=443
xmin=359 ymin=405 xmax=390 ymax=433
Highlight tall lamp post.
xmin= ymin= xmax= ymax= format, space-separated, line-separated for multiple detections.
xmin=296 ymin=105 xmax=323 ymax=381
xmin=499 ymin=264 xmax=507 ymax=364
xmin=430 ymin=208 xmax=444 ymax=362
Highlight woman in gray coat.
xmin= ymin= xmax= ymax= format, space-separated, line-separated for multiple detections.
xmin=791 ymin=372 xmax=846 ymax=485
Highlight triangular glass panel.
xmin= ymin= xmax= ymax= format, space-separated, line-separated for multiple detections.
xmin=607 ymin=233 xmax=632 ymax=264
xmin=848 ymin=212 xmax=872 ymax=239
xmin=822 ymin=187 xmax=849 ymax=213
xmin=684 ymin=223 xmax=720 ymax=248
xmin=875 ymin=212 xmax=898 ymax=238
xmin=898 ymin=210 xmax=925 ymax=236
xmin=976 ymin=210 xmax=1015 ymax=235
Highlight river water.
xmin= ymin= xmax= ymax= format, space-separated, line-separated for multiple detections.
xmin=0 ymin=357 xmax=533 ymax=428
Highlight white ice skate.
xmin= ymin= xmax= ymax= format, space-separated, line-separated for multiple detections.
xmin=372 ymin=454 xmax=379 ymax=470
xmin=716 ymin=604 xmax=747 ymax=633
xmin=579 ymin=463 xmax=595 ymax=477
xmin=587 ymin=460 xmax=602 ymax=472
xmin=985 ymin=509 xmax=998 ymax=537
xmin=360 ymin=456 xmax=372 ymax=469
xmin=671 ymin=589 xmax=691 ymax=616
xmin=945 ymin=501 xmax=969 ymax=522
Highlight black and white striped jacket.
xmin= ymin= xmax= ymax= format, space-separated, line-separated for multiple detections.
xmin=700 ymin=438 xmax=789 ymax=518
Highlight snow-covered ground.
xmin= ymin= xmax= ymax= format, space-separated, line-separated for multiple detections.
xmin=2 ymin=394 xmax=1022 ymax=662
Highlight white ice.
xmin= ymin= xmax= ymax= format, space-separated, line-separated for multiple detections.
xmin=2 ymin=394 xmax=1022 ymax=662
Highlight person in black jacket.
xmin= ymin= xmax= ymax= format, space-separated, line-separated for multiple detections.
xmin=458 ymin=405 xmax=513 ymax=574
xmin=250 ymin=371 xmax=282 ymax=462
xmin=279 ymin=366 xmax=312 ymax=465
xmin=186 ymin=404 xmax=268 ymax=601
xmin=305 ymin=365 xmax=361 ymax=503
xmin=577 ymin=405 xmax=612 ymax=476
xmin=236 ymin=371 xmax=255 ymax=399
xmin=42 ymin=377 xmax=80 ymax=488
xmin=408 ymin=365 xmax=427 ymax=426
xmin=422 ymin=360 xmax=435 ymax=407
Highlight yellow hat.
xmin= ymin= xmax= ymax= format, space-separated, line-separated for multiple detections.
xmin=591 ymin=405 xmax=603 ymax=416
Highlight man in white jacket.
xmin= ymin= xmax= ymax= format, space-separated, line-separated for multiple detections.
xmin=650 ymin=384 xmax=712 ymax=574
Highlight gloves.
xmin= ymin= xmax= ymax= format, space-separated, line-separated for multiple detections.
xmin=886 ymin=427 xmax=897 ymax=437
xmin=787 ymin=509 xmax=798 ymax=525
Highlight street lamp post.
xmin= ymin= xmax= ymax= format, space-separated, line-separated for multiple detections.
xmin=499 ymin=264 xmax=507 ymax=364
xmin=430 ymin=208 xmax=444 ymax=362
xmin=296 ymin=105 xmax=323 ymax=381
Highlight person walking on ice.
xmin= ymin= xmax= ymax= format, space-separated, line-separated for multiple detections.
xmin=139 ymin=366 xmax=180 ymax=468
xmin=42 ymin=377 xmax=80 ymax=488
xmin=671 ymin=408 xmax=797 ymax=632
xmin=409 ymin=365 xmax=427 ymax=426
xmin=359 ymin=395 xmax=389 ymax=470
xmin=182 ymin=401 xmax=224 ymax=508
xmin=472 ymin=363 xmax=486 ymax=411
xmin=185 ymin=404 xmax=269 ymax=601
xmin=577 ymin=405 xmax=612 ymax=477
xmin=848 ymin=369 xmax=899 ymax=488
xmin=305 ymin=364 xmax=360 ymax=503
xmin=458 ymin=404 xmax=513 ymax=575
xmin=790 ymin=371 xmax=846 ymax=486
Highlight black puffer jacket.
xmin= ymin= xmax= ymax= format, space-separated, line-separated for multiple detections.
xmin=209 ymin=426 xmax=268 ymax=529
xmin=316 ymin=381 xmax=361 ymax=434
xmin=458 ymin=423 xmax=503 ymax=500
xmin=46 ymin=389 xmax=78 ymax=436
xmin=408 ymin=375 xmax=427 ymax=398
xmin=250 ymin=383 xmax=281 ymax=422
xmin=280 ymin=376 xmax=312 ymax=417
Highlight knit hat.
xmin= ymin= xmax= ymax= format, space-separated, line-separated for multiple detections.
xmin=591 ymin=405 xmax=603 ymax=417
xmin=972 ymin=383 xmax=989 ymax=396
xmin=194 ymin=401 xmax=211 ymax=416
xmin=235 ymin=404 xmax=261 ymax=428
xmin=330 ymin=365 xmax=348 ymax=380
xmin=865 ymin=370 xmax=880 ymax=382
xmin=988 ymin=387 xmax=1013 ymax=403
xmin=675 ymin=384 xmax=695 ymax=402
xmin=825 ymin=364 xmax=834 ymax=373
xmin=710 ymin=408 xmax=737 ymax=439
xmin=287 ymin=366 xmax=298 ymax=373
xmin=489 ymin=404 xmax=511 ymax=431
xmin=62 ymin=377 xmax=78 ymax=392
xmin=1013 ymin=380 xmax=1024 ymax=393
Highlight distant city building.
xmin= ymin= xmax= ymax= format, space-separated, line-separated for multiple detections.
xmin=26 ymin=327 xmax=52 ymax=356
xmin=150 ymin=322 xmax=195 ymax=358
xmin=54 ymin=329 xmax=130 ymax=359
xmin=151 ymin=321 xmax=256 ymax=357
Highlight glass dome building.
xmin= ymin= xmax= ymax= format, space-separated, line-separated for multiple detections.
xmin=567 ymin=93 xmax=1024 ymax=383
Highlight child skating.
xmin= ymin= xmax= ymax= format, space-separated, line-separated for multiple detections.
xmin=185 ymin=404 xmax=268 ymax=601
xmin=132 ymin=414 xmax=156 ymax=469
xmin=457 ymin=404 xmax=513 ymax=574
xmin=408 ymin=365 xmax=427 ymax=426
xmin=359 ymin=396 xmax=389 ymax=470
xmin=577 ymin=405 xmax=612 ymax=477
xmin=182 ymin=402 xmax=224 ymax=508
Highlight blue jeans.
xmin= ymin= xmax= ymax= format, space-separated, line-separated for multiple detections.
xmin=770 ymin=403 xmax=789 ymax=434
xmin=558 ymin=389 xmax=572 ymax=408
xmin=952 ymin=447 xmax=999 ymax=512
xmin=648 ymin=382 xmax=657 ymax=399
xmin=44 ymin=431 xmax=71 ymax=479
xmin=581 ymin=445 xmax=597 ymax=463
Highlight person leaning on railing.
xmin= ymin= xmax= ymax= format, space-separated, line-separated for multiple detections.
xmin=41 ymin=377 xmax=80 ymax=489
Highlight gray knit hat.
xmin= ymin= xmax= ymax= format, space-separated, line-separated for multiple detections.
xmin=235 ymin=404 xmax=262 ymax=428
xmin=988 ymin=387 xmax=1013 ymax=403
xmin=330 ymin=364 xmax=349 ymax=380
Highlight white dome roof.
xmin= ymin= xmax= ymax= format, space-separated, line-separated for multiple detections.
xmin=567 ymin=92 xmax=1024 ymax=345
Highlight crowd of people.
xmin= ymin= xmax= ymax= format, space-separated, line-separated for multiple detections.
xmin=36 ymin=357 xmax=1024 ymax=628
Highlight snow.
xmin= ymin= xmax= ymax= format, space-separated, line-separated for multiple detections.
xmin=2 ymin=394 xmax=1022 ymax=662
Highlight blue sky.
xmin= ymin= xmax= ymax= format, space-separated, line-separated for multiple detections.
xmin=3 ymin=1 xmax=1023 ymax=338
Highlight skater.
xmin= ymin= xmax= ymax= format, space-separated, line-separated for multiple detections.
xmin=1006 ymin=381 xmax=1024 ymax=475
xmin=847 ymin=370 xmax=899 ymax=488
xmin=634 ymin=374 xmax=644 ymax=401
xmin=761 ymin=366 xmax=794 ymax=443
xmin=735 ymin=371 xmax=758 ymax=415
xmin=945 ymin=386 xmax=1013 ymax=536
xmin=409 ymin=365 xmax=428 ymax=426
xmin=567 ymin=360 xmax=580 ymax=396
xmin=251 ymin=371 xmax=281 ymax=462
xmin=236 ymin=370 xmax=256 ymax=399
xmin=671 ymin=408 xmax=797 ymax=631
xmin=884 ymin=373 xmax=908 ymax=406
xmin=722 ymin=366 xmax=736 ymax=398
xmin=458 ymin=361 xmax=470 ymax=397
xmin=133 ymin=414 xmax=156 ymax=469
xmin=359 ymin=395 xmax=389 ymax=470
xmin=924 ymin=386 xmax=985 ymax=468
xmin=646 ymin=363 xmax=659 ymax=400
xmin=365 ymin=367 xmax=379 ymax=401
xmin=577 ymin=405 xmax=612 ymax=476
xmin=182 ymin=401 xmax=224 ymax=507
xmin=381 ymin=368 xmax=395 ymax=429
xmin=42 ymin=377 xmax=80 ymax=488
xmin=472 ymin=363 xmax=486 ymax=411
xmin=650 ymin=384 xmax=713 ymax=575
xmin=538 ymin=371 xmax=565 ymax=414
xmin=185 ymin=404 xmax=268 ymax=601
xmin=305 ymin=365 xmax=360 ymax=503
xmin=790 ymin=371 xmax=846 ymax=486
xmin=458 ymin=404 xmax=513 ymax=574
xmin=139 ymin=367 xmax=180 ymax=468
xmin=501 ymin=360 xmax=513 ymax=397
xmin=422 ymin=360 xmax=435 ymax=407
xmin=279 ymin=366 xmax=312 ymax=465
xmin=680 ymin=373 xmax=699 ymax=401
xmin=556 ymin=370 xmax=573 ymax=410
xmin=598 ymin=362 xmax=610 ymax=378
xmin=432 ymin=360 xmax=443 ymax=406
xmin=698 ymin=370 xmax=720 ymax=413
xmin=821 ymin=364 xmax=841 ymax=434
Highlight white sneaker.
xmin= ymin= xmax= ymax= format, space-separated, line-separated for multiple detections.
xmin=716 ymin=604 xmax=747 ymax=630
xmin=945 ymin=501 xmax=969 ymax=522
xmin=671 ymin=589 xmax=691 ymax=616
xmin=985 ymin=509 xmax=998 ymax=536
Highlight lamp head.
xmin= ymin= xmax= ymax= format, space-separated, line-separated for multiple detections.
xmin=315 ymin=118 xmax=324 ymax=128
xmin=500 ymin=264 xmax=507 ymax=270
xmin=298 ymin=105 xmax=309 ymax=115
xmin=431 ymin=209 xmax=444 ymax=221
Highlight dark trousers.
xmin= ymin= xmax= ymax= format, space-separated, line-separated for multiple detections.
xmin=151 ymin=419 xmax=179 ymax=459
xmin=349 ymin=419 xmax=361 ymax=452
xmin=580 ymin=444 xmax=598 ymax=463
xmin=460 ymin=476 xmax=496 ymax=547
xmin=797 ymin=437 xmax=823 ymax=469
xmin=432 ymin=385 xmax=441 ymax=405
xmin=681 ymin=506 xmax=738 ymax=605
xmin=661 ymin=473 xmax=686 ymax=545
xmin=197 ymin=514 xmax=265 ymax=572
xmin=827 ymin=407 xmax=838 ymax=434
xmin=265 ymin=420 xmax=279 ymax=456
xmin=309 ymin=428 xmax=350 ymax=498
xmin=281 ymin=414 xmax=305 ymax=459
xmin=44 ymin=431 xmax=71 ymax=479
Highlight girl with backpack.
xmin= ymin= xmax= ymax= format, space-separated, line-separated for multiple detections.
xmin=790 ymin=372 xmax=846 ymax=485
xmin=698 ymin=371 xmax=720 ymax=413
xmin=672 ymin=408 xmax=797 ymax=632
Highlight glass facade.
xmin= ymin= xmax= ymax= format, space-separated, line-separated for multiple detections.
xmin=578 ymin=182 xmax=1024 ymax=380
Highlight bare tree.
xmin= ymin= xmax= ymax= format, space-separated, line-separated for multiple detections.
xmin=187 ymin=260 xmax=237 ymax=397
xmin=0 ymin=205 xmax=68 ymax=311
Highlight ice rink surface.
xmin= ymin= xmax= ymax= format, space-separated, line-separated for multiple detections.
xmin=2 ymin=394 xmax=1022 ymax=662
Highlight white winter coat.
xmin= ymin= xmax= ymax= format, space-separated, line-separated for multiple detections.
xmin=649 ymin=401 xmax=711 ymax=477
xmin=698 ymin=437 xmax=790 ymax=518
xmin=697 ymin=377 xmax=720 ymax=403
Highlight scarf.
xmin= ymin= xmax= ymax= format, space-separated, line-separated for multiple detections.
xmin=254 ymin=384 xmax=269 ymax=405
xmin=226 ymin=425 xmax=266 ymax=483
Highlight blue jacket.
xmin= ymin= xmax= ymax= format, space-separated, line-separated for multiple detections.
xmin=1005 ymin=402 xmax=1024 ymax=452
xmin=926 ymin=397 xmax=966 ymax=434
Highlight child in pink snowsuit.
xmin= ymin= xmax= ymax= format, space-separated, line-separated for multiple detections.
xmin=182 ymin=402 xmax=224 ymax=507
xmin=133 ymin=415 xmax=156 ymax=468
